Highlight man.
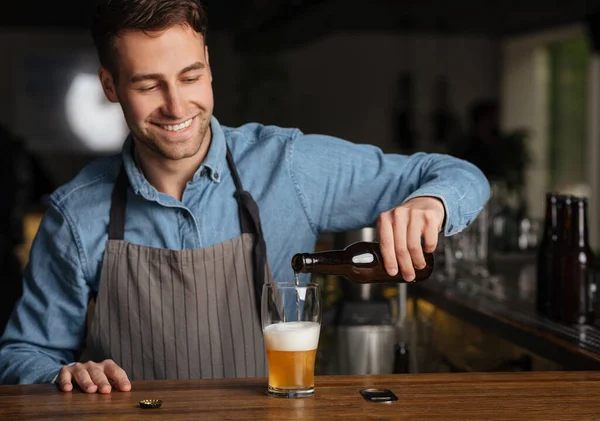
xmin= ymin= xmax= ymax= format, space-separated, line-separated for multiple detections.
xmin=0 ymin=0 xmax=490 ymax=393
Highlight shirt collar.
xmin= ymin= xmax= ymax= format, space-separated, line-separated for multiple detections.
xmin=194 ymin=116 xmax=226 ymax=183
xmin=121 ymin=116 xmax=227 ymax=198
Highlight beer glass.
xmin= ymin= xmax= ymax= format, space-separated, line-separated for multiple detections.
xmin=262 ymin=282 xmax=321 ymax=398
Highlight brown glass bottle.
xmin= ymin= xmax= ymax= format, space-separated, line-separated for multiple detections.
xmin=551 ymin=195 xmax=572 ymax=321
xmin=561 ymin=197 xmax=595 ymax=325
xmin=536 ymin=193 xmax=560 ymax=317
xmin=291 ymin=241 xmax=434 ymax=283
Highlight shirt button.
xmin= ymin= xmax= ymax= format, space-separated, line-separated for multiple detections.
xmin=214 ymin=172 xmax=219 ymax=180
xmin=200 ymin=168 xmax=207 ymax=176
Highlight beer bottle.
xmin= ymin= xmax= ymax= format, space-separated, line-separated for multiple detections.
xmin=551 ymin=195 xmax=572 ymax=321
xmin=291 ymin=241 xmax=434 ymax=283
xmin=536 ymin=193 xmax=560 ymax=317
xmin=561 ymin=197 xmax=595 ymax=325
xmin=393 ymin=342 xmax=410 ymax=374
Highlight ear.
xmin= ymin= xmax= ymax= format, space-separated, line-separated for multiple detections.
xmin=205 ymin=46 xmax=212 ymax=82
xmin=99 ymin=67 xmax=119 ymax=103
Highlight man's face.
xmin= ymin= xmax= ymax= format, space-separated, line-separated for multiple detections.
xmin=100 ymin=24 xmax=213 ymax=161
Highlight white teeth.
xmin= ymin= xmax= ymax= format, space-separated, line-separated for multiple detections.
xmin=160 ymin=118 xmax=193 ymax=132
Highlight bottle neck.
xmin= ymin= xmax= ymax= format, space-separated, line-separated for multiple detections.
xmin=292 ymin=251 xmax=348 ymax=275
xmin=543 ymin=196 xmax=559 ymax=237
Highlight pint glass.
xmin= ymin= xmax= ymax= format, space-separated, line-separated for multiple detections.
xmin=262 ymin=282 xmax=321 ymax=398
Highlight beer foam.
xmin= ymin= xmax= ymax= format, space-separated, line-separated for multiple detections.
xmin=263 ymin=321 xmax=320 ymax=351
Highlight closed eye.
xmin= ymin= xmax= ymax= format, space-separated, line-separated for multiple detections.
xmin=137 ymin=85 xmax=158 ymax=92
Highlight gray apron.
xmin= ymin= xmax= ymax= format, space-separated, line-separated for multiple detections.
xmin=80 ymin=147 xmax=273 ymax=380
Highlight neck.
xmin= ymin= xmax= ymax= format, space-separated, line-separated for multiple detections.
xmin=133 ymin=136 xmax=212 ymax=202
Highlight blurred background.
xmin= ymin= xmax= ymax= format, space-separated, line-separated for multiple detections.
xmin=2 ymin=0 xmax=600 ymax=376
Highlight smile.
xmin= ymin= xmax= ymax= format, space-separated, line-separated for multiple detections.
xmin=156 ymin=117 xmax=194 ymax=132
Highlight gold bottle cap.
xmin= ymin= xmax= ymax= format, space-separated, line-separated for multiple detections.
xmin=139 ymin=399 xmax=162 ymax=409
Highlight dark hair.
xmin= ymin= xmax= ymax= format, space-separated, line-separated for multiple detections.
xmin=91 ymin=0 xmax=208 ymax=77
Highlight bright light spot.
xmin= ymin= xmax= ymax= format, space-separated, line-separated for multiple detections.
xmin=65 ymin=73 xmax=128 ymax=152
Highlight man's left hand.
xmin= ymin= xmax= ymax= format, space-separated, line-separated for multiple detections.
xmin=376 ymin=197 xmax=445 ymax=282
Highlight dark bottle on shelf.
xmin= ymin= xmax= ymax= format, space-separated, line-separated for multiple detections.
xmin=536 ymin=193 xmax=560 ymax=317
xmin=393 ymin=342 xmax=410 ymax=374
xmin=551 ymin=195 xmax=572 ymax=321
xmin=291 ymin=241 xmax=434 ymax=283
xmin=561 ymin=197 xmax=595 ymax=325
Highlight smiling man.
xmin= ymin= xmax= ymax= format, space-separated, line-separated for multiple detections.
xmin=0 ymin=0 xmax=490 ymax=392
xmin=101 ymin=23 xmax=214 ymax=200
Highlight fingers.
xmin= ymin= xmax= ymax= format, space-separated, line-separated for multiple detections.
xmin=57 ymin=360 xmax=131 ymax=394
xmin=377 ymin=212 xmax=398 ymax=276
xmin=71 ymin=364 xmax=98 ymax=393
xmin=422 ymin=214 xmax=439 ymax=253
xmin=103 ymin=360 xmax=132 ymax=392
xmin=57 ymin=367 xmax=74 ymax=392
xmin=406 ymin=216 xmax=426 ymax=271
xmin=88 ymin=366 xmax=112 ymax=394
xmin=392 ymin=209 xmax=415 ymax=282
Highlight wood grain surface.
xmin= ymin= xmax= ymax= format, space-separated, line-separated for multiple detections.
xmin=1 ymin=371 xmax=600 ymax=420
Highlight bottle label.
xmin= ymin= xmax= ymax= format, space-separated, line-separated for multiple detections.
xmin=352 ymin=253 xmax=375 ymax=264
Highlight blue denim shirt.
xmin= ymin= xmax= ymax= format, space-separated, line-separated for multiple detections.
xmin=0 ymin=116 xmax=490 ymax=384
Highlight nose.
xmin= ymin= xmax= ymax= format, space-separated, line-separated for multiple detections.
xmin=162 ymin=85 xmax=185 ymax=118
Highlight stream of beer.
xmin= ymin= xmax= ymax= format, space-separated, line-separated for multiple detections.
xmin=294 ymin=272 xmax=300 ymax=321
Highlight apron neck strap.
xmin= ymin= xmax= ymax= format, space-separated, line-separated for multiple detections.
xmin=226 ymin=147 xmax=268 ymax=316
xmin=108 ymin=165 xmax=128 ymax=241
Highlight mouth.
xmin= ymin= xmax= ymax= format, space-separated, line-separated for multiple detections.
xmin=152 ymin=116 xmax=195 ymax=132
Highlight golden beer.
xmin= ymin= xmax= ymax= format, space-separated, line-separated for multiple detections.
xmin=266 ymin=349 xmax=317 ymax=389
xmin=263 ymin=321 xmax=320 ymax=395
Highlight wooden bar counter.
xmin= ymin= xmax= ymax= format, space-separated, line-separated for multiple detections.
xmin=1 ymin=371 xmax=600 ymax=420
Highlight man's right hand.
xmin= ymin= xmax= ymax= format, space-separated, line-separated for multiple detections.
xmin=57 ymin=359 xmax=131 ymax=394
